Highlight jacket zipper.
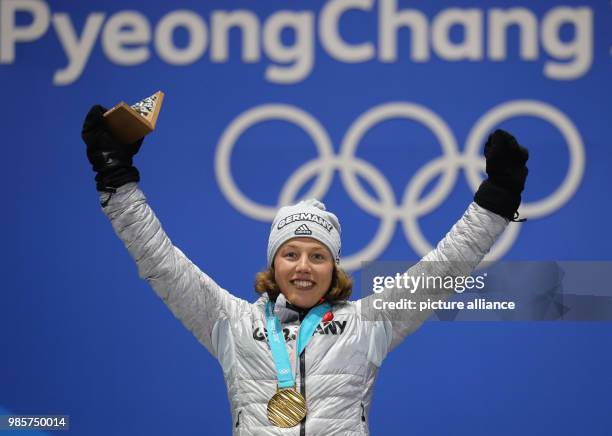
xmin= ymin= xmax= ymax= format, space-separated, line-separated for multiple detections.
xmin=361 ymin=402 xmax=366 ymax=423
xmin=235 ymin=410 xmax=241 ymax=428
xmin=298 ymin=309 xmax=307 ymax=436
xmin=300 ymin=349 xmax=306 ymax=436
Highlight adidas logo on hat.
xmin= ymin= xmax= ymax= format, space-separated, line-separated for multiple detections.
xmin=294 ymin=224 xmax=312 ymax=236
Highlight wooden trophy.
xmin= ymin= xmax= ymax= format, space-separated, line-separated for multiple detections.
xmin=103 ymin=91 xmax=165 ymax=144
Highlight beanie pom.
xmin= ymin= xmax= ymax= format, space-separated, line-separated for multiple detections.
xmin=301 ymin=198 xmax=326 ymax=211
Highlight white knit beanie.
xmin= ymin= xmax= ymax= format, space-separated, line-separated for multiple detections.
xmin=267 ymin=199 xmax=341 ymax=267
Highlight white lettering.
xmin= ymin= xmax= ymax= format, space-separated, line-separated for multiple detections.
xmin=0 ymin=2 xmax=595 ymax=85
xmin=0 ymin=0 xmax=50 ymax=63
xmin=372 ymin=276 xmax=384 ymax=293
xmin=379 ymin=0 xmax=428 ymax=62
xmin=432 ymin=8 xmax=482 ymax=61
xmin=319 ymin=0 xmax=374 ymax=63
xmin=263 ymin=11 xmax=314 ymax=84
xmin=488 ymin=8 xmax=538 ymax=61
xmin=211 ymin=10 xmax=260 ymax=62
xmin=155 ymin=10 xmax=207 ymax=65
xmin=102 ymin=11 xmax=150 ymax=65
xmin=542 ymin=7 xmax=592 ymax=80
xmin=52 ymin=13 xmax=105 ymax=85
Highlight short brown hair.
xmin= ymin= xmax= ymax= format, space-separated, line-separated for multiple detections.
xmin=254 ymin=265 xmax=353 ymax=303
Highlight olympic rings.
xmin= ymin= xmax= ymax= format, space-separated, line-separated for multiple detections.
xmin=214 ymin=100 xmax=585 ymax=270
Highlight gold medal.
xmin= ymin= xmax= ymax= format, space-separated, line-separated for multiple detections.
xmin=267 ymin=388 xmax=307 ymax=428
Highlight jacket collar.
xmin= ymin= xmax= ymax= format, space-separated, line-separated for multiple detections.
xmin=273 ymin=293 xmax=309 ymax=323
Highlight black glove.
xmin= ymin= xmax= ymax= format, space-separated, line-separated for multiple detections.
xmin=474 ymin=129 xmax=529 ymax=221
xmin=81 ymin=105 xmax=142 ymax=193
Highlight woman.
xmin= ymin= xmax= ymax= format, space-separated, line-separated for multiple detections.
xmin=82 ymin=105 xmax=528 ymax=435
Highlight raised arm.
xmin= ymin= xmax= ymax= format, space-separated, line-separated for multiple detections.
xmin=361 ymin=129 xmax=529 ymax=358
xmin=82 ymin=105 xmax=249 ymax=358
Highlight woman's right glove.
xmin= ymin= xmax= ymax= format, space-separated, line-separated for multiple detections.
xmin=473 ymin=129 xmax=529 ymax=221
xmin=81 ymin=105 xmax=142 ymax=193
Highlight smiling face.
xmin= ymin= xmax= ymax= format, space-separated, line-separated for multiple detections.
xmin=273 ymin=237 xmax=334 ymax=309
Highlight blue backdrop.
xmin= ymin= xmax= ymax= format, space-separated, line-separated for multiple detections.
xmin=1 ymin=0 xmax=611 ymax=434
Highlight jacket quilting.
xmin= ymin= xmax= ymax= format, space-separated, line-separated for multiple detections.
xmin=101 ymin=183 xmax=508 ymax=435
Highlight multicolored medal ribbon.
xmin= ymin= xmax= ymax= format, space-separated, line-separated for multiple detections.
xmin=265 ymin=300 xmax=331 ymax=428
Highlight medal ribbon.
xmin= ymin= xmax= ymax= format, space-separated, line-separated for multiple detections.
xmin=265 ymin=301 xmax=331 ymax=389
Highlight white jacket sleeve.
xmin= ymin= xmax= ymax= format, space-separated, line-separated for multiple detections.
xmin=360 ymin=202 xmax=508 ymax=359
xmin=100 ymin=182 xmax=250 ymax=358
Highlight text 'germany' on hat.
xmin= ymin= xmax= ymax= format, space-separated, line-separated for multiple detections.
xmin=267 ymin=199 xmax=341 ymax=267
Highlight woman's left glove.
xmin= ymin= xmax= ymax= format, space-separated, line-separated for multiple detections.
xmin=81 ymin=105 xmax=143 ymax=193
xmin=474 ymin=129 xmax=529 ymax=221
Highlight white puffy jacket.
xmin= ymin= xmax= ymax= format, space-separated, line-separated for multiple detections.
xmin=101 ymin=183 xmax=507 ymax=435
